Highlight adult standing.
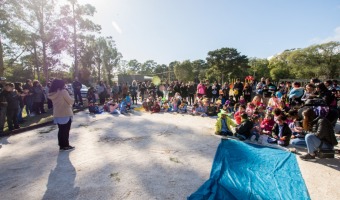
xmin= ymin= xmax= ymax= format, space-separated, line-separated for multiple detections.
xmin=255 ymin=77 xmax=266 ymax=95
xmin=205 ymin=80 xmax=212 ymax=99
xmin=4 ymin=83 xmax=20 ymax=131
xmin=72 ymin=77 xmax=83 ymax=106
xmin=187 ymin=82 xmax=196 ymax=106
xmin=121 ymin=82 xmax=129 ymax=98
xmin=233 ymin=78 xmax=244 ymax=103
xmin=211 ymin=81 xmax=220 ymax=103
xmin=196 ymin=81 xmax=206 ymax=99
xmin=0 ymin=77 xmax=7 ymax=135
xmin=111 ymin=82 xmax=120 ymax=102
xmin=180 ymin=82 xmax=188 ymax=102
xmin=48 ymin=79 xmax=75 ymax=151
xmin=262 ymin=78 xmax=277 ymax=106
xmin=23 ymin=79 xmax=33 ymax=116
xmin=32 ymin=80 xmax=46 ymax=115
xmin=243 ymin=82 xmax=252 ymax=103
xmin=97 ymin=81 xmax=107 ymax=105
xmin=130 ymin=80 xmax=138 ymax=105
xmin=139 ymin=82 xmax=147 ymax=101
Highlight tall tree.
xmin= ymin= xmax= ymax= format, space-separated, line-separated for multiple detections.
xmin=174 ymin=60 xmax=194 ymax=82
xmin=59 ymin=0 xmax=101 ymax=79
xmin=102 ymin=37 xmax=121 ymax=85
xmin=206 ymin=47 xmax=249 ymax=80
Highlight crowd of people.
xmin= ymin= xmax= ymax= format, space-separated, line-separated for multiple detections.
xmin=0 ymin=75 xmax=339 ymax=158
xmin=91 ymin=77 xmax=339 ymax=161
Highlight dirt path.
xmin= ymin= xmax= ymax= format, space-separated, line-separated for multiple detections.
xmin=0 ymin=111 xmax=339 ymax=199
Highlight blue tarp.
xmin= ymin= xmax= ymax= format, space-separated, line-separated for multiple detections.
xmin=188 ymin=139 xmax=310 ymax=200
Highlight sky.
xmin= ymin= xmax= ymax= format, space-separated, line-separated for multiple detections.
xmin=78 ymin=0 xmax=340 ymax=65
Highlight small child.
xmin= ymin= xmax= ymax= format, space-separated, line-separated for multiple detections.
xmin=234 ymin=104 xmax=246 ymax=125
xmin=246 ymin=103 xmax=256 ymax=117
xmin=250 ymin=114 xmax=262 ymax=142
xmin=228 ymin=96 xmax=236 ymax=112
xmin=178 ymin=99 xmax=188 ymax=113
xmin=272 ymin=108 xmax=283 ymax=123
xmin=125 ymin=93 xmax=132 ymax=110
xmin=206 ymin=102 xmax=217 ymax=116
xmin=119 ymin=99 xmax=127 ymax=114
xmin=151 ymin=101 xmax=161 ymax=113
xmin=260 ymin=113 xmax=275 ymax=136
xmin=235 ymin=113 xmax=254 ymax=141
xmin=239 ymin=96 xmax=246 ymax=105
xmin=271 ymin=115 xmax=292 ymax=146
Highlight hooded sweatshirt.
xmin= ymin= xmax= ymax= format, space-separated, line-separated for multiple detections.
xmin=48 ymin=89 xmax=74 ymax=118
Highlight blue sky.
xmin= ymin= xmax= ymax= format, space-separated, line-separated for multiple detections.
xmin=79 ymin=0 xmax=340 ymax=65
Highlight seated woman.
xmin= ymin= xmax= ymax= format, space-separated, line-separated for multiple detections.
xmin=299 ymin=108 xmax=338 ymax=161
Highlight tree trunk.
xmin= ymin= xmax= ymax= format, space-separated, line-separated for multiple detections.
xmin=0 ymin=37 xmax=4 ymax=77
xmin=33 ymin=39 xmax=40 ymax=81
xmin=72 ymin=2 xmax=78 ymax=79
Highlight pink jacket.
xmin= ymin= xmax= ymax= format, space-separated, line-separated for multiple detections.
xmin=197 ymin=84 xmax=206 ymax=95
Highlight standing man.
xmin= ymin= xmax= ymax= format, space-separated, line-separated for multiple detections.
xmin=72 ymin=77 xmax=83 ymax=106
xmin=0 ymin=77 xmax=7 ymax=135
xmin=233 ymin=78 xmax=244 ymax=103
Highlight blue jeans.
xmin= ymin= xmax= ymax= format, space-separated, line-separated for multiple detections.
xmin=305 ymin=134 xmax=333 ymax=154
xmin=25 ymin=96 xmax=33 ymax=115
xmin=291 ymin=138 xmax=307 ymax=147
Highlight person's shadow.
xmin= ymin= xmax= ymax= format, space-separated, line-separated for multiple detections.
xmin=43 ymin=151 xmax=79 ymax=200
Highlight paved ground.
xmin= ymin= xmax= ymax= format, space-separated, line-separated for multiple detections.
xmin=0 ymin=110 xmax=339 ymax=200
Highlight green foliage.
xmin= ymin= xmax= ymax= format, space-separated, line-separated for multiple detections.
xmin=174 ymin=60 xmax=194 ymax=82
xmin=206 ymin=47 xmax=249 ymax=80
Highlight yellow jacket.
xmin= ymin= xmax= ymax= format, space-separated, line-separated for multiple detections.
xmin=215 ymin=116 xmax=236 ymax=133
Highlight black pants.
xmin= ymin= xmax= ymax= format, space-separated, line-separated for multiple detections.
xmin=74 ymin=90 xmax=83 ymax=105
xmin=58 ymin=119 xmax=72 ymax=148
xmin=33 ymin=102 xmax=45 ymax=114
xmin=7 ymin=108 xmax=19 ymax=130
xmin=131 ymin=94 xmax=137 ymax=104
xmin=188 ymin=94 xmax=195 ymax=105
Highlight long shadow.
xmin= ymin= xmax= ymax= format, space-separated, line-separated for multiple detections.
xmin=42 ymin=151 xmax=79 ymax=200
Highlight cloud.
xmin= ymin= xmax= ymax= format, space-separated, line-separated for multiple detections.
xmin=310 ymin=26 xmax=340 ymax=44
xmin=111 ymin=21 xmax=122 ymax=34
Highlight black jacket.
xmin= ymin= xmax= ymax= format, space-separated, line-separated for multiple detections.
xmin=3 ymin=90 xmax=20 ymax=110
xmin=236 ymin=119 xmax=253 ymax=139
xmin=272 ymin=123 xmax=292 ymax=146
xmin=309 ymin=117 xmax=338 ymax=146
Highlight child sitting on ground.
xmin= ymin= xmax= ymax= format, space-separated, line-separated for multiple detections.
xmin=250 ymin=113 xmax=262 ymax=142
xmin=239 ymin=95 xmax=246 ymax=105
xmin=125 ymin=93 xmax=132 ymax=110
xmin=234 ymin=104 xmax=246 ymax=125
xmin=246 ymin=102 xmax=256 ymax=117
xmin=260 ymin=113 xmax=275 ymax=136
xmin=151 ymin=101 xmax=161 ymax=113
xmin=215 ymin=110 xmax=236 ymax=136
xmin=206 ymin=102 xmax=217 ymax=116
xmin=178 ymin=99 xmax=188 ymax=113
xmin=270 ymin=115 xmax=292 ymax=146
xmin=109 ymin=101 xmax=120 ymax=114
xmin=235 ymin=113 xmax=254 ymax=141
xmin=228 ymin=96 xmax=236 ymax=112
xmin=272 ymin=108 xmax=283 ymax=123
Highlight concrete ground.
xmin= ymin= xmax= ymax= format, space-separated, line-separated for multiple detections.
xmin=0 ymin=110 xmax=339 ymax=200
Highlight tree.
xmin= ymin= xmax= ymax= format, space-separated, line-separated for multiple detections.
xmin=174 ymin=60 xmax=194 ymax=82
xmin=248 ymin=58 xmax=270 ymax=80
xmin=59 ymin=0 xmax=101 ymax=79
xmin=191 ymin=59 xmax=208 ymax=82
xmin=141 ymin=60 xmax=157 ymax=75
xmin=127 ymin=59 xmax=141 ymax=74
xmin=206 ymin=47 xmax=249 ymax=80
xmin=102 ymin=37 xmax=121 ymax=85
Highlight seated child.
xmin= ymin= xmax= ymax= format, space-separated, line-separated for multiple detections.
xmin=239 ymin=96 xmax=246 ymax=105
xmin=250 ymin=114 xmax=262 ymax=142
xmin=178 ymin=99 xmax=188 ymax=113
xmin=235 ymin=113 xmax=254 ymax=141
xmin=162 ymin=100 xmax=171 ymax=112
xmin=88 ymin=101 xmax=102 ymax=114
xmin=234 ymin=104 xmax=246 ymax=125
xmin=260 ymin=113 xmax=275 ymax=136
xmin=287 ymin=110 xmax=306 ymax=147
xmin=215 ymin=110 xmax=236 ymax=136
xmin=267 ymin=94 xmax=280 ymax=109
xmin=193 ymin=102 xmax=206 ymax=116
xmin=272 ymin=108 xmax=283 ymax=123
xmin=206 ymin=102 xmax=217 ymax=116
xmin=246 ymin=103 xmax=256 ymax=117
xmin=119 ymin=99 xmax=127 ymax=114
xmin=228 ymin=96 xmax=236 ymax=112
xmin=151 ymin=101 xmax=161 ymax=113
xmin=125 ymin=93 xmax=132 ymax=110
xmin=270 ymin=115 xmax=292 ymax=146
xmin=109 ymin=101 xmax=120 ymax=114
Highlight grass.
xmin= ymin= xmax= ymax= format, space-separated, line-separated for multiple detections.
xmin=4 ymin=105 xmax=54 ymax=132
